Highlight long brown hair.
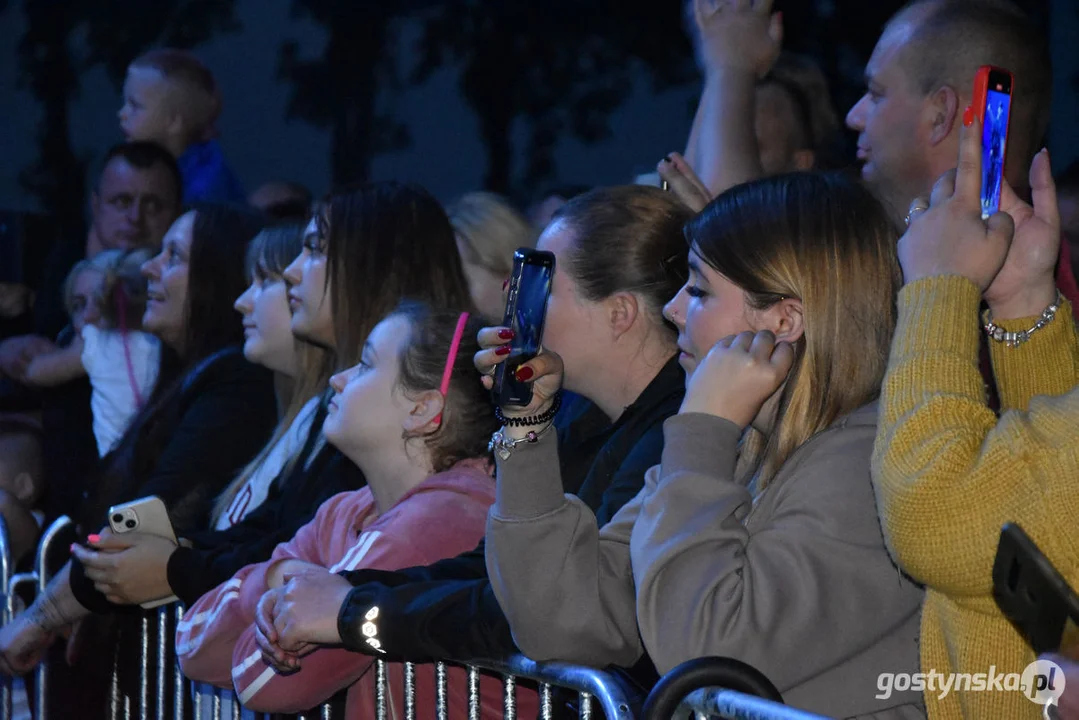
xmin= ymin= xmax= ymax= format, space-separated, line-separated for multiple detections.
xmin=687 ymin=172 xmax=901 ymax=489
xmin=322 ymin=182 xmax=474 ymax=371
xmin=210 ymin=225 xmax=335 ymax=526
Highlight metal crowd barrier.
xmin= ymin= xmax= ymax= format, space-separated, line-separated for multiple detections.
xmin=2 ymin=516 xmax=644 ymax=719
xmin=640 ymin=657 xmax=833 ymax=720
xmin=1 ymin=518 xmax=832 ymax=720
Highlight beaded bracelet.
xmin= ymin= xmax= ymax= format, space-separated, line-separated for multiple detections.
xmin=495 ymin=390 xmax=563 ymax=427
xmin=983 ymin=290 xmax=1063 ymax=348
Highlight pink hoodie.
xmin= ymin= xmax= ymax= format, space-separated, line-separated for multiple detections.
xmin=177 ymin=461 xmax=535 ymax=718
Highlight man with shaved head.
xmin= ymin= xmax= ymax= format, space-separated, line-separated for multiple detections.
xmin=847 ymin=0 xmax=1051 ymax=223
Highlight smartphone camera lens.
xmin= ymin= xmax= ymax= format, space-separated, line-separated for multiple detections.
xmin=125 ymin=519 xmax=137 ymax=529
xmin=112 ymin=514 xmax=123 ymax=524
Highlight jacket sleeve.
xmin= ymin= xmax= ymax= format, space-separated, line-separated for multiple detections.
xmin=177 ymin=498 xmax=335 ymax=686
xmin=230 ymin=491 xmax=492 ymax=713
xmin=136 ymin=358 xmax=276 ymax=535
xmin=631 ymin=412 xmax=919 ymax=685
xmin=167 ymin=450 xmax=361 ymax=607
xmin=69 ymin=355 xmax=276 ymax=613
xmin=872 ymin=276 xmax=1079 ymax=597
xmin=486 ymin=432 xmax=645 ymax=669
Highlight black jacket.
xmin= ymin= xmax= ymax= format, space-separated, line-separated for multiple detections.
xmin=165 ymin=397 xmax=367 ymax=606
xmin=70 ymin=347 xmax=277 ymax=612
xmin=336 ymin=355 xmax=684 ymax=668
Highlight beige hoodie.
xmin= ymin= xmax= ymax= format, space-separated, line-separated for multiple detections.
xmin=486 ymin=404 xmax=926 ymax=718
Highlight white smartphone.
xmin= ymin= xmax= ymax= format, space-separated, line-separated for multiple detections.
xmin=106 ymin=496 xmax=180 ymax=609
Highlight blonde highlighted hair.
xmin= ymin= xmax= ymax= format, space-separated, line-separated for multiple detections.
xmin=448 ymin=192 xmax=536 ymax=277
xmin=686 ymin=172 xmax=901 ymax=490
xmin=210 ymin=224 xmax=335 ymax=527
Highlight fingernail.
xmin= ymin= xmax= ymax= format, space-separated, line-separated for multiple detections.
xmin=495 ymin=346 xmax=511 ymax=356
xmin=88 ymin=534 xmax=100 ymax=544
xmin=69 ymin=544 xmax=77 ymax=553
xmin=662 ymin=156 xmax=672 ymax=164
xmin=963 ymin=105 xmax=974 ymax=127
xmin=502 ymin=279 xmax=509 ymax=291
xmin=515 ymin=366 xmax=534 ymax=382
xmin=497 ymin=329 xmax=514 ymax=340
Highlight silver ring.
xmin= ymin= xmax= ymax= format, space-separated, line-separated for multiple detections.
xmin=905 ymin=198 xmax=929 ymax=226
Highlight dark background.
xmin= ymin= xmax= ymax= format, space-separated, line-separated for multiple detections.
xmin=0 ymin=0 xmax=1076 ymax=234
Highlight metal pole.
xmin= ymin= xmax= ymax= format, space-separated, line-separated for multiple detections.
xmin=502 ymin=674 xmax=517 ymax=720
xmin=435 ymin=662 xmax=448 ymax=720
xmin=375 ymin=659 xmax=387 ymax=720
xmin=173 ymin=605 xmax=185 ymax=720
xmin=403 ymin=662 xmax=415 ymax=720
xmin=467 ymin=666 xmax=480 ymax=720
xmin=33 ymin=515 xmax=71 ymax=720
xmin=0 ymin=516 xmax=11 ymax=720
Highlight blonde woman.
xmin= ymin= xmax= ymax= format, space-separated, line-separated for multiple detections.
xmin=448 ymin=192 xmax=535 ymax=321
xmin=483 ymin=173 xmax=926 ymax=718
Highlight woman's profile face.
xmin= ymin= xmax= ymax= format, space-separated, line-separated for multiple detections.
xmin=663 ymin=244 xmax=756 ymax=378
xmin=141 ymin=210 xmax=194 ymax=350
xmin=234 ymin=257 xmax=296 ymax=377
xmin=532 ymin=221 xmax=605 ymax=392
xmin=322 ymin=314 xmax=411 ymax=456
xmin=283 ymin=216 xmax=334 ymax=348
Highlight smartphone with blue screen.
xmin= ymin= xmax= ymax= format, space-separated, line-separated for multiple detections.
xmin=973 ymin=66 xmax=1013 ymax=220
xmin=494 ymin=248 xmax=555 ymax=407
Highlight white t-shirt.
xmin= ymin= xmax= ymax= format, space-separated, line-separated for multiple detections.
xmin=81 ymin=325 xmax=161 ymax=457
xmin=213 ymin=395 xmax=320 ymax=530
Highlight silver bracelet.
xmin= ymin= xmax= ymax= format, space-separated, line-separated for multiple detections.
xmin=488 ymin=422 xmax=555 ymax=461
xmin=983 ymin=290 xmax=1063 ymax=348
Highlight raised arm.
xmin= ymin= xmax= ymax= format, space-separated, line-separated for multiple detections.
xmin=686 ymin=0 xmax=782 ymax=196
xmin=22 ymin=336 xmax=85 ymax=387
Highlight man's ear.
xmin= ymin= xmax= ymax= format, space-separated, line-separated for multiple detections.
xmin=759 ymin=297 xmax=804 ymax=345
xmin=403 ymin=389 xmax=445 ymax=434
xmin=927 ymin=85 xmax=961 ymax=146
xmin=606 ymin=292 xmax=640 ymax=340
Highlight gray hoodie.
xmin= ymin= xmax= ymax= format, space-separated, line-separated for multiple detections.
xmin=486 ymin=404 xmax=926 ymax=719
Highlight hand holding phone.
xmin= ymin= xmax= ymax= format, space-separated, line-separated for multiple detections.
xmin=972 ymin=65 xmax=1013 ymax=220
xmin=493 ymin=249 xmax=556 ymax=407
xmin=106 ymin=496 xmax=180 ymax=609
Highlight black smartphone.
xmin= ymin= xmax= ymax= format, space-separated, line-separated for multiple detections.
xmin=493 ymin=248 xmax=555 ymax=407
xmin=972 ymin=65 xmax=1013 ymax=220
xmin=993 ymin=523 xmax=1079 ymax=655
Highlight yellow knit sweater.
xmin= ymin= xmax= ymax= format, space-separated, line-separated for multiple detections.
xmin=872 ymin=275 xmax=1079 ymax=720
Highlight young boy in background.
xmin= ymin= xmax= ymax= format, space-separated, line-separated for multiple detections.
xmin=119 ymin=48 xmax=245 ymax=204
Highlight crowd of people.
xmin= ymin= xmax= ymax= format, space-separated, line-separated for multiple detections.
xmin=0 ymin=0 xmax=1076 ymax=718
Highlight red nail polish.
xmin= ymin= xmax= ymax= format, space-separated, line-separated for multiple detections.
xmin=88 ymin=534 xmax=100 ymax=544
xmin=502 ymin=279 xmax=509 ymax=291
xmin=497 ymin=329 xmax=515 ymax=340
xmin=515 ymin=366 xmax=534 ymax=382
xmin=495 ymin=346 xmax=511 ymax=356
xmin=963 ymin=106 xmax=974 ymax=127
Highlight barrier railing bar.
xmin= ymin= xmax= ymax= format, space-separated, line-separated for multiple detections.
xmin=140 ymin=613 xmax=150 ymax=719
xmin=173 ymin=605 xmax=185 ymax=720
xmin=211 ymin=684 xmax=221 ymax=720
xmin=156 ymin=607 xmax=167 ymax=719
xmin=580 ymin=692 xmax=593 ymax=720
xmin=375 ymin=658 xmax=387 ymax=720
xmin=539 ymin=683 xmax=553 ymax=720
xmin=471 ymin=656 xmax=637 ymax=720
xmin=403 ymin=661 xmax=415 ymax=720
xmin=435 ymin=661 xmax=448 ymax=720
xmin=502 ymin=673 xmax=517 ymax=720
xmin=467 ymin=665 xmax=480 ymax=720
xmin=34 ymin=515 xmax=71 ymax=719
xmin=0 ymin=516 xmax=10 ymax=720
xmin=678 ymin=687 xmax=833 ymax=720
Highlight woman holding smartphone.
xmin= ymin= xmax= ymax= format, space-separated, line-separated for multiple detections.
xmin=483 ymin=172 xmax=926 ymax=718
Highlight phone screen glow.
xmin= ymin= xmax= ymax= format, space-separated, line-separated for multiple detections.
xmin=980 ymin=88 xmax=1011 ymax=220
